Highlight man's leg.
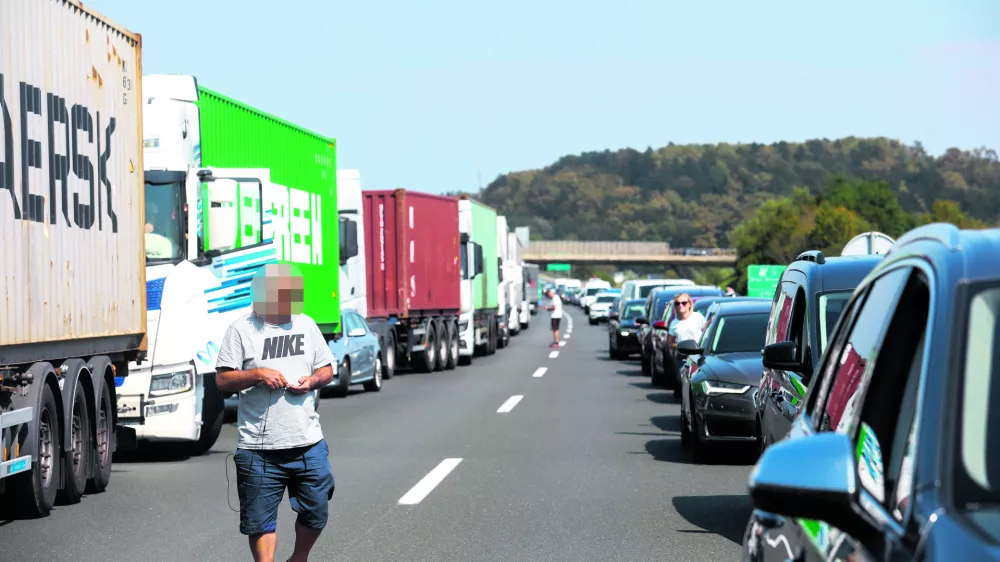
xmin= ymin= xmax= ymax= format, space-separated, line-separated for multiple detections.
xmin=235 ymin=448 xmax=288 ymax=562
xmin=288 ymin=440 xmax=336 ymax=562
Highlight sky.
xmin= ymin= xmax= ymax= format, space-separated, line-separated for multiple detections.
xmin=87 ymin=0 xmax=1000 ymax=195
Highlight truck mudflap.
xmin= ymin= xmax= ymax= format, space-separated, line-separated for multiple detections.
xmin=0 ymin=407 xmax=34 ymax=480
xmin=115 ymin=425 xmax=139 ymax=452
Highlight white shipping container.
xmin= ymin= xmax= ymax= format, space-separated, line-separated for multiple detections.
xmin=0 ymin=0 xmax=146 ymax=360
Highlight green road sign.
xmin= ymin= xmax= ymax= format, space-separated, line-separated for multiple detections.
xmin=546 ymin=263 xmax=571 ymax=272
xmin=747 ymin=265 xmax=786 ymax=298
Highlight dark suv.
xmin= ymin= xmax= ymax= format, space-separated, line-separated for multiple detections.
xmin=743 ymin=224 xmax=1000 ymax=562
xmin=756 ymin=251 xmax=883 ymax=452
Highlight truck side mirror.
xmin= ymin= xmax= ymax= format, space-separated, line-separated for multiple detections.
xmin=206 ymin=179 xmax=239 ymax=253
xmin=339 ymin=216 xmax=359 ymax=264
xmin=473 ymin=243 xmax=484 ymax=276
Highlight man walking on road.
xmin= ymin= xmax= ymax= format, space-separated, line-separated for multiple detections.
xmin=545 ymin=288 xmax=563 ymax=348
xmin=216 ymin=263 xmax=336 ymax=562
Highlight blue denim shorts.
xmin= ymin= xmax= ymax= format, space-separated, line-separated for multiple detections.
xmin=234 ymin=439 xmax=335 ymax=536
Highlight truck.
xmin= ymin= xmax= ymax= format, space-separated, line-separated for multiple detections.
xmin=0 ymin=0 xmax=145 ymax=517
xmin=132 ymin=74 xmax=339 ymax=454
xmin=524 ymin=264 xmax=542 ymax=315
xmin=337 ymin=174 xmax=463 ymax=376
xmin=495 ymin=216 xmax=511 ymax=348
xmin=457 ymin=198 xmax=500 ymax=361
xmin=505 ymin=231 xmax=528 ymax=333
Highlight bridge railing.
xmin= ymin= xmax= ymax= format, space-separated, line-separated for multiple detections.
xmin=523 ymin=241 xmax=736 ymax=258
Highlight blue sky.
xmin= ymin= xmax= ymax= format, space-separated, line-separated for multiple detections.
xmin=88 ymin=0 xmax=999 ymax=195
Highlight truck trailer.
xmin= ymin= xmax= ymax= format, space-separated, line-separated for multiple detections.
xmin=457 ymin=198 xmax=500 ymax=361
xmin=352 ymin=189 xmax=462 ymax=373
xmin=0 ymin=0 xmax=146 ymax=517
xmin=133 ymin=74 xmax=339 ymax=454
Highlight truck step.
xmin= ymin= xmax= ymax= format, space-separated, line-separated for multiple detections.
xmin=0 ymin=455 xmax=32 ymax=480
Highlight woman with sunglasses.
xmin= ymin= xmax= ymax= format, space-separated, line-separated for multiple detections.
xmin=667 ymin=293 xmax=707 ymax=346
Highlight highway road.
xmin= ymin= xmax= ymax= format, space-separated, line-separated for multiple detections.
xmin=0 ymin=312 xmax=757 ymax=562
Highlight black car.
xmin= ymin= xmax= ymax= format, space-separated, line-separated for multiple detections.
xmin=744 ymin=224 xmax=1000 ymax=562
xmin=676 ymin=300 xmax=772 ymax=462
xmin=608 ymin=298 xmax=646 ymax=359
xmin=756 ymin=251 xmax=883 ymax=453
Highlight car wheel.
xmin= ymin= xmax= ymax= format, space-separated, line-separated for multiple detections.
xmin=364 ymin=355 xmax=383 ymax=392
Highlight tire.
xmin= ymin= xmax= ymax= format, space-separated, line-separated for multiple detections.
xmin=445 ymin=321 xmax=459 ymax=370
xmin=383 ymin=331 xmax=396 ymax=380
xmin=186 ymin=372 xmax=224 ymax=457
xmin=86 ymin=382 xmax=113 ymax=494
xmin=434 ymin=320 xmax=448 ymax=372
xmin=364 ymin=355 xmax=383 ymax=392
xmin=680 ymin=388 xmax=693 ymax=450
xmin=691 ymin=414 xmax=710 ymax=463
xmin=641 ymin=350 xmax=651 ymax=375
xmin=486 ymin=320 xmax=497 ymax=356
xmin=57 ymin=380 xmax=91 ymax=505
xmin=11 ymin=380 xmax=61 ymax=517
xmin=331 ymin=360 xmax=351 ymax=398
xmin=415 ymin=323 xmax=437 ymax=372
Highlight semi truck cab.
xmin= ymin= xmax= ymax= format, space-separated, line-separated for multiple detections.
xmin=458 ymin=201 xmax=486 ymax=359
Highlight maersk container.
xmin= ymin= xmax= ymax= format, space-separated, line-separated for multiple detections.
xmin=363 ymin=189 xmax=460 ymax=318
xmin=0 ymin=0 xmax=147 ymax=361
xmin=469 ymin=200 xmax=499 ymax=310
xmin=197 ymin=86 xmax=340 ymax=331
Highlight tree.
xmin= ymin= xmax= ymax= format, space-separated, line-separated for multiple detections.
xmin=808 ymin=202 xmax=873 ymax=256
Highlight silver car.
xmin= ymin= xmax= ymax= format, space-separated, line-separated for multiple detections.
xmin=324 ymin=310 xmax=384 ymax=397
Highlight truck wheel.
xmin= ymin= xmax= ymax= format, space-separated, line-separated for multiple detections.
xmin=487 ymin=320 xmax=497 ymax=355
xmin=445 ymin=321 xmax=458 ymax=370
xmin=86 ymin=382 xmax=113 ymax=494
xmin=383 ymin=332 xmax=396 ymax=380
xmin=364 ymin=355 xmax=383 ymax=392
xmin=434 ymin=320 xmax=447 ymax=372
xmin=415 ymin=322 xmax=437 ymax=373
xmin=58 ymin=380 xmax=92 ymax=505
xmin=187 ymin=373 xmax=225 ymax=457
xmin=12 ymin=381 xmax=61 ymax=517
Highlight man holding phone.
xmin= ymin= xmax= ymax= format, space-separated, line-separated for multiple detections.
xmin=216 ymin=263 xmax=336 ymax=562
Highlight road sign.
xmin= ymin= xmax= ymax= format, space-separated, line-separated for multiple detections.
xmin=747 ymin=265 xmax=786 ymax=298
xmin=546 ymin=263 xmax=571 ymax=272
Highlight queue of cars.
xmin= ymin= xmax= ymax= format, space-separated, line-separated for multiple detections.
xmin=588 ymin=223 xmax=1000 ymax=561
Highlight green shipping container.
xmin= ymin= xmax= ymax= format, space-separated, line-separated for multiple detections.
xmin=197 ymin=86 xmax=341 ymax=333
xmin=469 ymin=200 xmax=499 ymax=310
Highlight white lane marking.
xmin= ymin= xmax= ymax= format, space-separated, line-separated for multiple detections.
xmin=497 ymin=395 xmax=524 ymax=413
xmin=549 ymin=350 xmax=560 ymax=358
xmin=564 ymin=334 xmax=571 ymax=340
xmin=558 ymin=340 xmax=567 ymax=347
xmin=532 ymin=367 xmax=547 ymax=378
xmin=398 ymin=458 xmax=463 ymax=505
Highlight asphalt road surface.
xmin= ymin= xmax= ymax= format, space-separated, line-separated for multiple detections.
xmin=0 ymin=312 xmax=757 ymax=562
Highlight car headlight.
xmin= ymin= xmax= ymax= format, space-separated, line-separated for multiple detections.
xmin=149 ymin=370 xmax=193 ymax=397
xmin=620 ymin=331 xmax=630 ymax=336
xmin=700 ymin=380 xmax=751 ymax=395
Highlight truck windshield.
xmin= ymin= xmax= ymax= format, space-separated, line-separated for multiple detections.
xmin=460 ymin=243 xmax=469 ymax=279
xmin=144 ymin=181 xmax=185 ymax=262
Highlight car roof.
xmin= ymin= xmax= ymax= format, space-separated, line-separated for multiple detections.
xmin=711 ymin=300 xmax=773 ymax=316
xmin=624 ymin=298 xmax=646 ymax=305
xmin=650 ymin=285 xmax=722 ymax=298
xmin=784 ymin=253 xmax=884 ymax=292
xmin=885 ymin=223 xmax=1000 ymax=283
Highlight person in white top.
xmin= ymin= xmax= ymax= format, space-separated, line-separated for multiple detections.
xmin=668 ymin=293 xmax=707 ymax=346
xmin=545 ymin=288 xmax=563 ymax=348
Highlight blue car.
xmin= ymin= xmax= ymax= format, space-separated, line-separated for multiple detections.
xmin=324 ymin=309 xmax=384 ymax=398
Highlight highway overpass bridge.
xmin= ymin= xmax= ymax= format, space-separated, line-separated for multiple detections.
xmin=522 ymin=241 xmax=737 ymax=266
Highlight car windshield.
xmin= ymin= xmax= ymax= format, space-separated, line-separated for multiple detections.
xmin=623 ymin=304 xmax=645 ymax=319
xmin=711 ymin=313 xmax=770 ymax=355
xmin=586 ymin=287 xmax=604 ymax=296
xmin=639 ymin=284 xmax=668 ymax=298
xmin=818 ymin=290 xmax=852 ymax=356
xmin=596 ymin=295 xmax=615 ymax=304
xmin=144 ymin=181 xmax=185 ymax=262
xmin=957 ymin=284 xmax=1000 ymax=506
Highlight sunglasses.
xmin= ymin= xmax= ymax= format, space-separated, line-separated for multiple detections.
xmin=675 ymin=300 xmax=691 ymax=307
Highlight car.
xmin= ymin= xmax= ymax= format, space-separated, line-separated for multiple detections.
xmin=587 ymin=291 xmax=619 ymax=324
xmin=608 ymin=298 xmax=645 ymax=359
xmin=620 ymin=279 xmax=695 ymax=302
xmin=675 ymin=300 xmax=772 ymax=462
xmin=324 ymin=310 xmax=384 ymax=397
xmin=756 ymin=251 xmax=883 ymax=453
xmin=743 ymin=224 xmax=1000 ymax=562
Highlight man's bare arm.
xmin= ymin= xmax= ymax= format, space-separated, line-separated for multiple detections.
xmin=216 ymin=367 xmax=288 ymax=392
xmin=286 ymin=364 xmax=334 ymax=395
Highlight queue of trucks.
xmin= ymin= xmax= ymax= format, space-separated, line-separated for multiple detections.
xmin=0 ymin=0 xmax=537 ymax=518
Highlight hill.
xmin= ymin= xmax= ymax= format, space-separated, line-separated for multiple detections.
xmin=472 ymin=137 xmax=1000 ymax=248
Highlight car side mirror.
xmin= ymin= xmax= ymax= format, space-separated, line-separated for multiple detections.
xmin=635 ymin=317 xmax=648 ymax=325
xmin=652 ymin=321 xmax=667 ymax=330
xmin=348 ymin=328 xmax=366 ymax=338
xmin=762 ymin=341 xmax=806 ymax=373
xmin=749 ymin=432 xmax=879 ymax=547
xmin=676 ymin=339 xmax=702 ymax=356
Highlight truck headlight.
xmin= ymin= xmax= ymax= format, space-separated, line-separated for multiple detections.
xmin=149 ymin=371 xmax=193 ymax=397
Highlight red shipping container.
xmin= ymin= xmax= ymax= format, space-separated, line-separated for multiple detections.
xmin=363 ymin=189 xmax=462 ymax=318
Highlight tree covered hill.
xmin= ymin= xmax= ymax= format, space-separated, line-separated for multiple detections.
xmin=471 ymin=137 xmax=1000 ymax=248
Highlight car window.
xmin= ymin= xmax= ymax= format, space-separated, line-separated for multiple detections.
xmin=345 ymin=312 xmax=365 ymax=333
xmin=623 ymin=304 xmax=645 ymax=319
xmin=956 ymin=284 xmax=1000 ymax=507
xmin=765 ymin=286 xmax=789 ymax=345
xmin=653 ymin=297 xmax=672 ymax=321
xmin=816 ymin=268 xmax=911 ymax=435
xmin=596 ymin=295 xmax=615 ymax=303
xmin=710 ymin=313 xmax=769 ymax=355
xmin=817 ymin=290 xmax=852 ymax=357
